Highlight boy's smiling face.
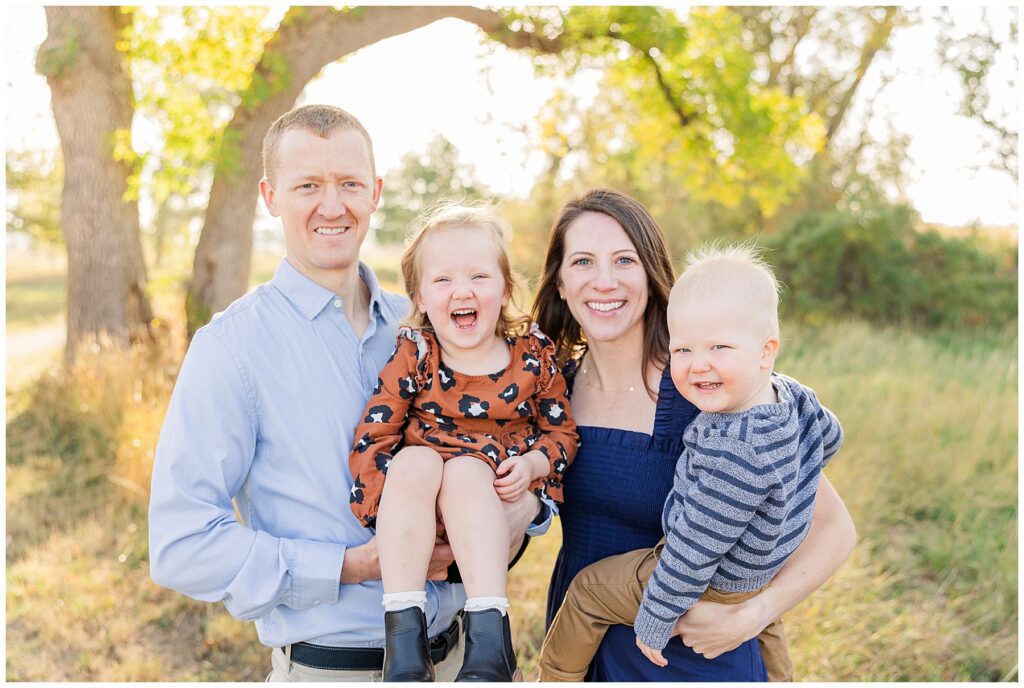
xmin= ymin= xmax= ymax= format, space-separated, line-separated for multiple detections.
xmin=668 ymin=292 xmax=779 ymax=415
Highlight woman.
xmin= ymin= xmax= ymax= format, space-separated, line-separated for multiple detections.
xmin=533 ymin=189 xmax=856 ymax=681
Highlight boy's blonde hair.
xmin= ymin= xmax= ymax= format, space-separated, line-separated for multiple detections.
xmin=674 ymin=242 xmax=781 ymax=337
xmin=399 ymin=200 xmax=531 ymax=337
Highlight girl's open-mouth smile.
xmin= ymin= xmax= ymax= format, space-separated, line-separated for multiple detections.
xmin=451 ymin=308 xmax=478 ymax=330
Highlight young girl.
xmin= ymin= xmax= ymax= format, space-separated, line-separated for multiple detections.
xmin=348 ymin=202 xmax=577 ymax=682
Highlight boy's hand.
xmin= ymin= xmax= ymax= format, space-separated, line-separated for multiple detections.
xmin=636 ymin=637 xmax=668 ymax=667
xmin=493 ymin=451 xmax=547 ymax=502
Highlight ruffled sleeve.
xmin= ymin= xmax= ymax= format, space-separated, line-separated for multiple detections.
xmin=524 ymin=323 xmax=579 ymax=504
xmin=399 ymin=326 xmax=435 ymax=387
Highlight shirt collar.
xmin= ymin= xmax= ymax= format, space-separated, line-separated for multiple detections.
xmin=358 ymin=261 xmax=385 ymax=320
xmin=272 ymin=258 xmax=384 ymax=321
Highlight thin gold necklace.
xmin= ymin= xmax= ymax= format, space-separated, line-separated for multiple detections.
xmin=580 ymin=353 xmax=637 ymax=393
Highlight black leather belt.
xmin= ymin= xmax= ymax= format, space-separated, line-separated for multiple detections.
xmin=288 ymin=614 xmax=461 ymax=671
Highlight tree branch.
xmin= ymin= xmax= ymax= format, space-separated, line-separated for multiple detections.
xmin=451 ymin=7 xmax=566 ymax=53
xmin=640 ymin=46 xmax=693 ymax=128
xmin=824 ymin=7 xmax=899 ymax=144
xmin=190 ymin=5 xmax=573 ymax=330
xmin=771 ymin=8 xmax=818 ymax=93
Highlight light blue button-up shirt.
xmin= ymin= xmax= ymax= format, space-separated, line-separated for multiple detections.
xmin=149 ymin=258 xmax=549 ymax=648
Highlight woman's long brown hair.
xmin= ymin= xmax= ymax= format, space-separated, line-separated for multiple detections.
xmin=531 ymin=189 xmax=675 ymax=400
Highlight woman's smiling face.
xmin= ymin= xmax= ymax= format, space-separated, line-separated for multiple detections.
xmin=558 ymin=211 xmax=650 ymax=346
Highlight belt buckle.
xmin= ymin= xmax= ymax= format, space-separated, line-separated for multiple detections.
xmin=428 ymin=615 xmax=460 ymax=664
xmin=429 ymin=633 xmax=449 ymax=664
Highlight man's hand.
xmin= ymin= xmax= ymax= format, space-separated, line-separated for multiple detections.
xmin=340 ymin=537 xmax=379 ymax=584
xmin=340 ymin=531 xmax=455 ymax=584
xmin=428 ymin=524 xmax=455 ymax=580
xmin=636 ymin=636 xmax=668 ymax=667
xmin=674 ymin=596 xmax=766 ymax=659
xmin=493 ymin=451 xmax=548 ymax=502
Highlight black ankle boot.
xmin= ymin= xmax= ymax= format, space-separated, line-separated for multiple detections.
xmin=455 ymin=609 xmax=520 ymax=682
xmin=383 ymin=607 xmax=434 ymax=682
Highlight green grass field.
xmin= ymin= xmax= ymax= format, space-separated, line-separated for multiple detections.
xmin=5 ymin=257 xmax=1018 ymax=681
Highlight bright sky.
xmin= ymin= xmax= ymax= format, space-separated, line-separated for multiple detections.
xmin=4 ymin=6 xmax=1019 ymax=228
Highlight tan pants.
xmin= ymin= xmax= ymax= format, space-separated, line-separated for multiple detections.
xmin=538 ymin=543 xmax=793 ymax=682
xmin=266 ymin=619 xmax=466 ymax=682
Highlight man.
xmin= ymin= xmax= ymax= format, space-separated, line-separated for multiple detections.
xmin=149 ymin=104 xmax=547 ymax=681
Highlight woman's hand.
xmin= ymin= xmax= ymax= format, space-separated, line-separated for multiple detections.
xmin=674 ymin=596 xmax=767 ymax=659
xmin=493 ymin=451 xmax=548 ymax=502
xmin=676 ymin=475 xmax=857 ymax=658
xmin=636 ymin=636 xmax=668 ymax=667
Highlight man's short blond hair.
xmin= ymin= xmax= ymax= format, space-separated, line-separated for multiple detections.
xmin=261 ymin=104 xmax=376 ymax=186
xmin=674 ymin=242 xmax=781 ymax=337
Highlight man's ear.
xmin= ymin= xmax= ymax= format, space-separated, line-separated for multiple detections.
xmin=761 ymin=335 xmax=780 ymax=369
xmin=259 ymin=178 xmax=279 ymax=217
xmin=370 ymin=177 xmax=383 ymax=212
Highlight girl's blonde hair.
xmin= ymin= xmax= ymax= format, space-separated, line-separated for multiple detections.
xmin=400 ymin=200 xmax=531 ymax=337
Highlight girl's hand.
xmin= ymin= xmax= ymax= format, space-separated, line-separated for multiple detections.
xmin=493 ymin=451 xmax=547 ymax=502
xmin=493 ymin=456 xmax=532 ymax=502
xmin=636 ymin=636 xmax=668 ymax=667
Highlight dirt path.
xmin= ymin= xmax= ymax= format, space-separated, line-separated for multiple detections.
xmin=6 ymin=319 xmax=65 ymax=389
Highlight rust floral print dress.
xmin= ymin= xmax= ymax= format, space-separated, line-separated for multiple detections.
xmin=349 ymin=324 xmax=578 ymax=529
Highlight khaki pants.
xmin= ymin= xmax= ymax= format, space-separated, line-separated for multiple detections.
xmin=266 ymin=618 xmax=466 ymax=682
xmin=538 ymin=543 xmax=793 ymax=682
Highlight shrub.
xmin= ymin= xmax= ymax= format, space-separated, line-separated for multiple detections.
xmin=767 ymin=204 xmax=1017 ymax=329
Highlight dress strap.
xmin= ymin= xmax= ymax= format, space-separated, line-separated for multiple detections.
xmin=562 ymin=357 xmax=581 ymax=396
xmin=652 ymin=364 xmax=699 ymax=442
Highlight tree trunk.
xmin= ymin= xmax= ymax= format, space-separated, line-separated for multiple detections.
xmin=186 ymin=6 xmax=556 ymax=337
xmin=38 ymin=6 xmax=153 ymax=361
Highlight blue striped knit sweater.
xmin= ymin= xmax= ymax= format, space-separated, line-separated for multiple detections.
xmin=634 ymin=373 xmax=843 ymax=649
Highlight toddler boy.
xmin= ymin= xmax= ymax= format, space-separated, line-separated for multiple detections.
xmin=538 ymin=244 xmax=844 ymax=681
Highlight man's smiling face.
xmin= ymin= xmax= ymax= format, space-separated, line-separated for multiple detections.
xmin=260 ymin=127 xmax=382 ymax=285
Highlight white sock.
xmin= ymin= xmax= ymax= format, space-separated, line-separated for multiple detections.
xmin=382 ymin=590 xmax=426 ymax=612
xmin=464 ymin=596 xmax=510 ymax=616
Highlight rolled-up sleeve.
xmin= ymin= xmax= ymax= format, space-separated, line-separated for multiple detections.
xmin=148 ymin=329 xmax=345 ymax=621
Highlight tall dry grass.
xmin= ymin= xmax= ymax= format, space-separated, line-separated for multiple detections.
xmin=6 ymin=320 xmax=1017 ymax=680
xmin=7 ymin=333 xmax=263 ymax=680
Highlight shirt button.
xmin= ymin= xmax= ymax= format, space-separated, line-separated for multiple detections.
xmin=333 ymin=299 xmax=342 ymax=309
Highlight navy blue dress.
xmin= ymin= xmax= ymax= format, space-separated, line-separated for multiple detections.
xmin=546 ymin=364 xmax=768 ymax=681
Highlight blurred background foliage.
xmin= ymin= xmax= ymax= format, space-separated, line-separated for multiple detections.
xmin=8 ymin=6 xmax=1017 ymax=340
xmin=5 ymin=4 xmax=1017 ymax=682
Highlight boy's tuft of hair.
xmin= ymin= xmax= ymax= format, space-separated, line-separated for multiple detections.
xmin=682 ymin=241 xmax=779 ymax=293
xmin=676 ymin=240 xmax=781 ymax=336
